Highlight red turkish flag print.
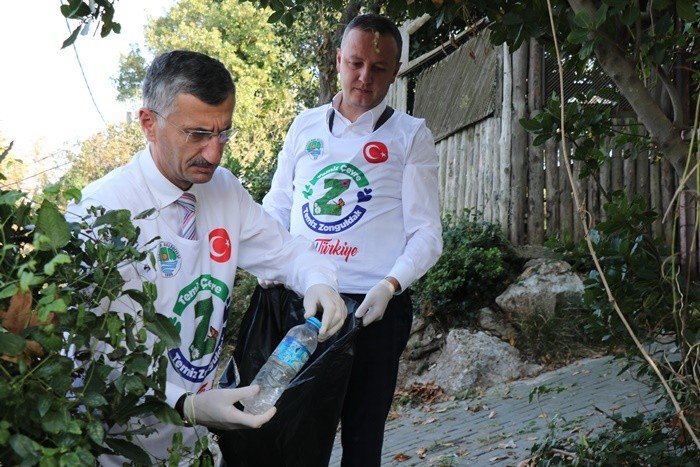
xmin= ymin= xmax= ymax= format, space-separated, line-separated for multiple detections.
xmin=209 ymin=228 xmax=231 ymax=263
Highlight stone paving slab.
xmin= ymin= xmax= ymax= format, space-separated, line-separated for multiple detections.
xmin=330 ymin=356 xmax=664 ymax=466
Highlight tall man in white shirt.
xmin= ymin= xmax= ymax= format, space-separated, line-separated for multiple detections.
xmin=68 ymin=50 xmax=348 ymax=466
xmin=262 ymin=14 xmax=443 ymax=466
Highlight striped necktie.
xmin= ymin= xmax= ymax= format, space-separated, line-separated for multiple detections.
xmin=175 ymin=192 xmax=197 ymax=240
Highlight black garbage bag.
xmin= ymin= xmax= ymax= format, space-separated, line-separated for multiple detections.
xmin=217 ymin=285 xmax=360 ymax=467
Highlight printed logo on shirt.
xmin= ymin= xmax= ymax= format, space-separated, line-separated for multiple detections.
xmin=314 ymin=238 xmax=359 ymax=262
xmin=301 ymin=162 xmax=373 ymax=234
xmin=209 ymin=228 xmax=232 ymax=263
xmin=363 ymin=141 xmax=389 ymax=163
xmin=305 ymin=138 xmax=323 ymax=160
xmin=158 ymin=241 xmax=181 ymax=277
xmin=168 ymin=274 xmax=230 ymax=383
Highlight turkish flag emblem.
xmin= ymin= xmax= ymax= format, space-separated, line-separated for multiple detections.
xmin=363 ymin=141 xmax=389 ymax=164
xmin=209 ymin=228 xmax=231 ymax=263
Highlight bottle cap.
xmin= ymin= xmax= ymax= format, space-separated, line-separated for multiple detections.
xmin=306 ymin=316 xmax=321 ymax=331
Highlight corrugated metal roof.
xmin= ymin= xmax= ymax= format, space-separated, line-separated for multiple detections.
xmin=413 ymin=29 xmax=498 ymax=142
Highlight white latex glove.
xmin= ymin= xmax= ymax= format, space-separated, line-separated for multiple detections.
xmin=183 ymin=386 xmax=276 ymax=430
xmin=355 ymin=279 xmax=394 ymax=326
xmin=303 ymin=284 xmax=347 ymax=342
xmin=258 ymin=278 xmax=282 ymax=289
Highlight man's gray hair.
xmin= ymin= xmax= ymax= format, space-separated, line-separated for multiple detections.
xmin=142 ymin=50 xmax=235 ymax=116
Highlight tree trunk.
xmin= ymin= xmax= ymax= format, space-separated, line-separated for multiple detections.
xmin=567 ymin=0 xmax=693 ymax=190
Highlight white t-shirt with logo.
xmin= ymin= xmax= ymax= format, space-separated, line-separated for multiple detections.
xmin=263 ymin=102 xmax=442 ymax=294
xmin=68 ymin=147 xmax=337 ymax=466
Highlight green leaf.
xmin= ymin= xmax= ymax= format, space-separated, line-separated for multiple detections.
xmin=0 ymin=332 xmax=26 ymax=356
xmin=676 ymin=0 xmax=699 ymax=21
xmin=41 ymin=409 xmax=68 ymax=434
xmin=43 ymin=253 xmax=72 ymax=276
xmin=36 ymin=200 xmax=71 ymax=250
xmin=62 ymin=25 xmax=82 ymax=49
xmin=134 ymin=207 xmax=156 ymax=220
xmin=60 ymin=1 xmax=92 ymax=19
xmin=83 ymin=392 xmax=109 ymax=408
xmin=145 ymin=313 xmax=181 ymax=348
xmin=10 ymin=434 xmax=40 ymax=461
xmin=105 ymin=438 xmax=151 ymax=465
xmin=65 ymin=187 xmax=82 ymax=203
xmin=519 ymin=117 xmax=541 ymax=132
xmin=0 ymin=283 xmax=18 ymax=299
xmin=152 ymin=401 xmax=183 ymax=426
xmin=0 ymin=190 xmax=23 ymax=205
xmin=87 ymin=421 xmax=105 ymax=444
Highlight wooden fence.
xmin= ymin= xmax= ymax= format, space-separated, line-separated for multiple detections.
xmin=389 ymin=23 xmax=699 ymax=272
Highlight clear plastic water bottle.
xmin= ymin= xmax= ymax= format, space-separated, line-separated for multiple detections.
xmin=242 ymin=316 xmax=321 ymax=415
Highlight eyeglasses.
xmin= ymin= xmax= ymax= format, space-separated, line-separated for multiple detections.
xmin=150 ymin=109 xmax=236 ymax=145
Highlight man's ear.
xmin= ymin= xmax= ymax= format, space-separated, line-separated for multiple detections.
xmin=139 ymin=108 xmax=157 ymax=142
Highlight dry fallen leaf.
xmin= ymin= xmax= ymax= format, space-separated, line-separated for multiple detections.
xmin=489 ymin=454 xmax=509 ymax=461
xmin=416 ymin=447 xmax=428 ymax=459
xmin=421 ymin=417 xmax=437 ymax=425
xmin=387 ymin=410 xmax=401 ymax=421
xmin=488 ymin=410 xmax=496 ymax=419
xmin=393 ymin=453 xmax=411 ymax=462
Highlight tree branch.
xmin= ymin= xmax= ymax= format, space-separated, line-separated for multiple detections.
xmin=566 ymin=0 xmax=693 ymax=190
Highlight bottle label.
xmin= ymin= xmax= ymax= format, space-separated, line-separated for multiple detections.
xmin=274 ymin=336 xmax=311 ymax=372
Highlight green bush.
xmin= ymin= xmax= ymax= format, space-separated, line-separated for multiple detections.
xmin=0 ymin=147 xmax=188 ymax=465
xmin=413 ymin=211 xmax=521 ymax=328
xmin=545 ymin=192 xmax=675 ymax=346
xmin=530 ymin=410 xmax=699 ymax=466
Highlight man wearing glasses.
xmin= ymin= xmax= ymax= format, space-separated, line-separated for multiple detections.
xmin=68 ymin=50 xmax=348 ymax=466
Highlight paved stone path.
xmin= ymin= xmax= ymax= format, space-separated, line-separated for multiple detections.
xmin=330 ymin=356 xmax=663 ymax=466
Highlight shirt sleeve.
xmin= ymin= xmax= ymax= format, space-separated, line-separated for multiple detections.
xmin=238 ymin=182 xmax=339 ymax=294
xmin=387 ymin=123 xmax=443 ymax=290
xmin=261 ymin=119 xmax=297 ymax=230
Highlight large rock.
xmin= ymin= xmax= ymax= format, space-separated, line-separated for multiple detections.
xmin=416 ymin=329 xmax=541 ymax=395
xmin=495 ymin=258 xmax=583 ymax=320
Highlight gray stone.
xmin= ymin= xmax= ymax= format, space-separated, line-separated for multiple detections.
xmin=495 ymin=259 xmax=583 ymax=320
xmin=418 ymin=329 xmax=541 ymax=395
xmin=477 ymin=307 xmax=518 ymax=342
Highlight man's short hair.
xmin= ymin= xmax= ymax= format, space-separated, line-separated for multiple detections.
xmin=341 ymin=14 xmax=402 ymax=61
xmin=142 ymin=50 xmax=235 ymax=116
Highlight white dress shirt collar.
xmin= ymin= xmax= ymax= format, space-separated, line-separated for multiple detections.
xmin=326 ymin=92 xmax=388 ymax=138
xmin=138 ymin=145 xmax=196 ymax=209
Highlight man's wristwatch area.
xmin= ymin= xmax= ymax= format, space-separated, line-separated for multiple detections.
xmin=175 ymin=392 xmax=194 ymax=427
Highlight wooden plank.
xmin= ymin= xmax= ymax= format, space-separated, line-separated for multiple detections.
xmin=437 ymin=139 xmax=447 ymax=214
xmin=599 ymin=139 xmax=611 ymax=222
xmin=445 ymin=135 xmax=456 ymax=214
xmin=527 ymin=39 xmax=544 ymax=244
xmin=490 ymin=118 xmax=502 ymax=225
xmin=623 ymin=144 xmax=636 ymax=202
xmin=572 ymin=159 xmax=585 ymax=242
xmin=465 ymin=127 xmax=476 ymax=210
xmin=660 ymin=158 xmax=675 ymax=243
xmin=588 ymin=165 xmax=600 ymax=229
xmin=457 ymin=131 xmax=467 ymax=214
xmin=476 ymin=123 xmax=485 ymax=215
xmin=499 ymin=45 xmax=512 ymax=232
xmin=483 ymin=119 xmax=494 ymax=222
xmin=544 ymin=138 xmax=559 ymax=237
xmin=509 ymin=44 xmax=529 ymax=244
xmin=559 ymin=145 xmax=574 ymax=238
xmin=636 ymin=149 xmax=650 ymax=208
xmin=649 ymin=158 xmax=662 ymax=238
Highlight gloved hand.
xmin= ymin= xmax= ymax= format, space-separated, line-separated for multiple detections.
xmin=355 ymin=279 xmax=395 ymax=326
xmin=258 ymin=278 xmax=282 ymax=289
xmin=183 ymin=386 xmax=276 ymax=430
xmin=303 ymin=284 xmax=347 ymax=342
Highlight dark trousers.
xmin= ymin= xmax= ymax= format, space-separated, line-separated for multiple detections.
xmin=340 ymin=292 xmax=413 ymax=467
